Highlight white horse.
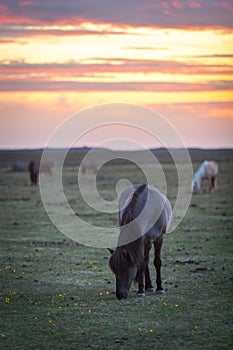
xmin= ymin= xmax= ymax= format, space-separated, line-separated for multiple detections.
xmin=192 ymin=160 xmax=218 ymax=194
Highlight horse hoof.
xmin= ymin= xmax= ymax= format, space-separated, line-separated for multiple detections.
xmin=146 ymin=288 xmax=155 ymax=293
xmin=136 ymin=293 xmax=145 ymax=298
xmin=155 ymin=289 xmax=165 ymax=295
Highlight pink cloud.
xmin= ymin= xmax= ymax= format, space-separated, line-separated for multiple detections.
xmin=172 ymin=1 xmax=184 ymax=10
xmin=162 ymin=1 xmax=171 ymax=15
xmin=189 ymin=1 xmax=201 ymax=9
xmin=19 ymin=1 xmax=34 ymax=8
xmin=220 ymin=2 xmax=233 ymax=13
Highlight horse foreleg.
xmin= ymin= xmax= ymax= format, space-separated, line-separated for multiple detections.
xmin=31 ymin=173 xmax=37 ymax=185
xmin=135 ymin=261 xmax=146 ymax=297
xmin=34 ymin=171 xmax=39 ymax=185
xmin=200 ymin=179 xmax=205 ymax=193
xmin=30 ymin=173 xmax=34 ymax=185
xmin=154 ymin=237 xmax=164 ymax=294
xmin=136 ymin=268 xmax=145 ymax=297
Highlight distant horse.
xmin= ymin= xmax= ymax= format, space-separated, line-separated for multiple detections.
xmin=40 ymin=162 xmax=53 ymax=175
xmin=28 ymin=160 xmax=53 ymax=185
xmin=109 ymin=184 xmax=172 ymax=300
xmin=192 ymin=160 xmax=218 ymax=194
xmin=28 ymin=160 xmax=39 ymax=185
xmin=80 ymin=160 xmax=97 ymax=174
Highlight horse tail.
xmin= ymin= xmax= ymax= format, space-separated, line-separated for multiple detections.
xmin=120 ymin=184 xmax=147 ymax=227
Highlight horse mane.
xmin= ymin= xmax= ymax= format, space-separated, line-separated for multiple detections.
xmin=120 ymin=183 xmax=147 ymax=227
xmin=109 ymin=184 xmax=147 ymax=277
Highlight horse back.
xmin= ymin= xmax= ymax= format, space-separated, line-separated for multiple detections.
xmin=119 ymin=185 xmax=172 ymax=242
xmin=206 ymin=161 xmax=218 ymax=177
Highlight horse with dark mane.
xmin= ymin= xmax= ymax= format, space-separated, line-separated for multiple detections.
xmin=28 ymin=160 xmax=53 ymax=185
xmin=109 ymin=184 xmax=172 ymax=299
xmin=192 ymin=160 xmax=218 ymax=194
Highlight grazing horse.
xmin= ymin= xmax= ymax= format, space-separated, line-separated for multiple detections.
xmin=192 ymin=160 xmax=218 ymax=194
xmin=28 ymin=160 xmax=53 ymax=185
xmin=109 ymin=184 xmax=172 ymax=300
xmin=40 ymin=162 xmax=53 ymax=175
xmin=80 ymin=160 xmax=97 ymax=174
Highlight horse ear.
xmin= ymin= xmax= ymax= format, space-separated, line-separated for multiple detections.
xmin=107 ymin=248 xmax=114 ymax=255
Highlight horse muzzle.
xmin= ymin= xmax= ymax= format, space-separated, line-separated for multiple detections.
xmin=116 ymin=290 xmax=128 ymax=300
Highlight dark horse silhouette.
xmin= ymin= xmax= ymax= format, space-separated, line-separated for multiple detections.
xmin=28 ymin=160 xmax=39 ymax=185
xmin=28 ymin=160 xmax=52 ymax=185
xmin=109 ymin=184 xmax=172 ymax=299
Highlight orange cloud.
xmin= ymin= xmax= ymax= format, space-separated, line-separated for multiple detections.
xmin=0 ymin=58 xmax=232 ymax=78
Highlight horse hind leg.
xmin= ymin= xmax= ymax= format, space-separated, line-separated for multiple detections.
xmin=136 ymin=243 xmax=149 ymax=298
xmin=31 ymin=173 xmax=37 ymax=185
xmin=211 ymin=176 xmax=217 ymax=192
xmin=144 ymin=241 xmax=154 ymax=293
xmin=153 ymin=237 xmax=165 ymax=294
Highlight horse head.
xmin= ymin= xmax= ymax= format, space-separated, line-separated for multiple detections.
xmin=192 ymin=179 xmax=199 ymax=194
xmin=109 ymin=247 xmax=137 ymax=300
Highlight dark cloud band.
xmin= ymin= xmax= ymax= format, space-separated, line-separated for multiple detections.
xmin=0 ymin=0 xmax=232 ymax=28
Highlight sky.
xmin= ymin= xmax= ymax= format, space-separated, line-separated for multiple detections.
xmin=0 ymin=0 xmax=233 ymax=150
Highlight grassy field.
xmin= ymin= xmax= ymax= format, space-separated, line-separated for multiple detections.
xmin=0 ymin=160 xmax=232 ymax=349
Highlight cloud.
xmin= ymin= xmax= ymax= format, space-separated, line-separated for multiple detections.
xmin=0 ymin=58 xmax=232 ymax=78
xmin=0 ymin=0 xmax=232 ymax=29
xmin=0 ymin=79 xmax=232 ymax=92
xmin=0 ymin=24 xmax=128 ymax=39
xmin=172 ymin=1 xmax=184 ymax=10
xmin=188 ymin=1 xmax=201 ymax=9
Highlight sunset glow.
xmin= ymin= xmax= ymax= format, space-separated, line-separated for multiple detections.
xmin=0 ymin=0 xmax=233 ymax=149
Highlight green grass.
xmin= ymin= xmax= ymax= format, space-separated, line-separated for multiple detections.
xmin=0 ymin=162 xmax=233 ymax=349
